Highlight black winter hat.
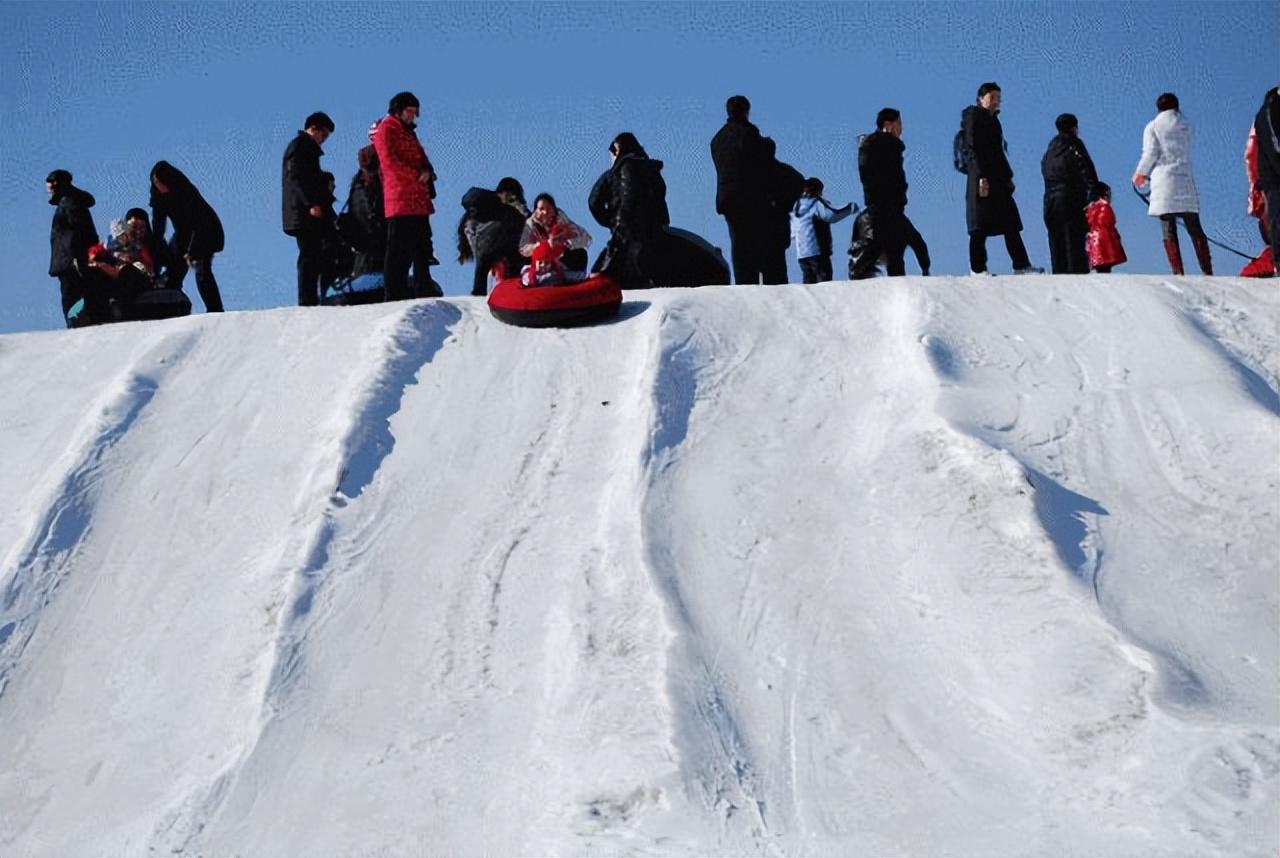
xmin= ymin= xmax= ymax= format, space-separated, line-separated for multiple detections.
xmin=1055 ymin=113 xmax=1078 ymax=133
xmin=388 ymin=91 xmax=420 ymax=115
xmin=45 ymin=169 xmax=72 ymax=185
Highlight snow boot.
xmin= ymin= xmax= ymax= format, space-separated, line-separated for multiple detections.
xmin=1191 ymin=235 xmax=1213 ymax=275
xmin=1163 ymin=237 xmax=1185 ymax=275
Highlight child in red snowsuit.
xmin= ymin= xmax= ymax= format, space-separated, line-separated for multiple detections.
xmin=1085 ymin=183 xmax=1127 ymax=273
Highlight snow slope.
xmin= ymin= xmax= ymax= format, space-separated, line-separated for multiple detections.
xmin=0 ymin=275 xmax=1276 ymax=856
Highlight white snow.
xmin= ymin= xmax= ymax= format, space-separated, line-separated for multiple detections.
xmin=0 ymin=275 xmax=1277 ymax=856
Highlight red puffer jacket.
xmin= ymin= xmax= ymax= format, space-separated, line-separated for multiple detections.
xmin=372 ymin=115 xmax=434 ymax=218
xmin=1085 ymin=198 xmax=1126 ymax=269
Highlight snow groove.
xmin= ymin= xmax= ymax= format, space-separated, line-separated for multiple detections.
xmin=0 ymin=331 xmax=199 ymax=700
xmin=640 ymin=305 xmax=771 ymax=843
xmin=151 ymin=301 xmax=462 ymax=852
xmin=1179 ymin=309 xmax=1280 ymax=417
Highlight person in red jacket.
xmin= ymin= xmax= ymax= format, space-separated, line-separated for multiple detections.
xmin=1084 ymin=182 xmax=1126 ymax=273
xmin=371 ymin=91 xmax=440 ymax=301
xmin=1241 ymin=122 xmax=1276 ymax=277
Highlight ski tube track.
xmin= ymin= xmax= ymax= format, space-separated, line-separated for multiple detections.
xmin=1178 ymin=309 xmax=1280 ymax=417
xmin=0 ymin=331 xmax=200 ymax=701
xmin=914 ymin=323 xmax=1220 ymax=715
xmin=151 ymin=300 xmax=463 ymax=854
xmin=639 ymin=305 xmax=772 ymax=847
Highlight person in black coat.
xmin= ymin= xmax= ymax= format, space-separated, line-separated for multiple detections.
xmin=1256 ymin=86 xmax=1280 ymax=267
xmin=589 ymin=132 xmax=670 ymax=289
xmin=282 ymin=111 xmax=335 ymax=306
xmin=962 ymin=82 xmax=1041 ymax=275
xmin=710 ymin=95 xmax=788 ymax=285
xmin=858 ymin=107 xmax=920 ymax=277
xmin=1040 ymin=113 xmax=1099 ymax=274
xmin=456 ymin=177 xmax=528 ymax=296
xmin=150 ymin=160 xmax=226 ymax=311
xmin=343 ymin=145 xmax=387 ymax=278
xmin=45 ymin=169 xmax=104 ymax=325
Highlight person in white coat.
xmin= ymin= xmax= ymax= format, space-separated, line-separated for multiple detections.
xmin=1132 ymin=92 xmax=1212 ymax=275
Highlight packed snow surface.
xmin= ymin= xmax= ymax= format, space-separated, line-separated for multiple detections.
xmin=0 ymin=275 xmax=1277 ymax=856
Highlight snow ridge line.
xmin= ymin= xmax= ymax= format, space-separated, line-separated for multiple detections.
xmin=1177 ymin=308 xmax=1280 ymax=417
xmin=151 ymin=300 xmax=463 ymax=854
xmin=0 ymin=330 xmax=200 ymax=701
xmin=638 ymin=303 xmax=772 ymax=843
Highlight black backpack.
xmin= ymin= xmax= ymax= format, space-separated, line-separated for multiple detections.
xmin=952 ymin=127 xmax=972 ymax=174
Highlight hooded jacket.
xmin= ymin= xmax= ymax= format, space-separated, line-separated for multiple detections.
xmin=1041 ymin=132 xmax=1099 ymax=220
xmin=588 ymin=152 xmax=670 ymax=287
xmin=790 ymin=196 xmax=854 ymax=259
xmin=48 ymin=184 xmax=99 ymax=277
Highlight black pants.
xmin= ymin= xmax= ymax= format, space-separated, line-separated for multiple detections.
xmin=58 ymin=270 xmax=112 ymax=326
xmin=903 ymin=217 xmax=931 ymax=274
xmin=725 ymin=211 xmax=787 ymax=285
xmin=384 ymin=215 xmax=434 ymax=301
xmin=869 ymin=208 xmax=910 ymax=276
xmin=969 ymin=231 xmax=1031 ymax=274
xmin=1261 ymin=187 xmax=1280 ymax=264
xmin=1159 ymin=212 xmax=1206 ymax=242
xmin=168 ymin=255 xmax=224 ymax=312
xmin=798 ymin=256 xmax=832 ymax=284
xmin=295 ymin=229 xmax=326 ymax=307
xmin=1045 ymin=213 xmax=1089 ymax=274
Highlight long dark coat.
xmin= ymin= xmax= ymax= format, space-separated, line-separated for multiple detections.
xmin=963 ymin=105 xmax=1023 ymax=236
xmin=1256 ymin=87 xmax=1280 ymax=190
xmin=281 ymin=131 xmax=328 ymax=236
xmin=151 ymin=162 xmax=225 ymax=259
xmin=48 ymin=184 xmax=98 ymax=276
xmin=710 ymin=117 xmax=776 ymax=216
xmin=1040 ymin=132 xmax=1099 ymax=221
xmin=588 ymin=153 xmax=670 ymax=288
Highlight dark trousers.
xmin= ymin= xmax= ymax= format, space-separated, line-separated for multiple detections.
xmin=384 ymin=215 xmax=434 ymax=301
xmin=903 ymin=217 xmax=931 ymax=274
xmin=1045 ymin=213 xmax=1089 ymax=274
xmin=58 ymin=269 xmax=112 ymax=326
xmin=1263 ymin=187 xmax=1280 ymax=264
xmin=969 ymin=231 xmax=1031 ymax=274
xmin=168 ymin=255 xmax=224 ymax=312
xmin=295 ymin=229 xmax=326 ymax=307
xmin=870 ymin=208 xmax=910 ymax=276
xmin=725 ymin=211 xmax=787 ymax=285
xmin=798 ymin=256 xmax=833 ymax=284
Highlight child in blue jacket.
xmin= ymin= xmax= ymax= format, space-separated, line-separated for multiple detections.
xmin=789 ymin=178 xmax=856 ymax=283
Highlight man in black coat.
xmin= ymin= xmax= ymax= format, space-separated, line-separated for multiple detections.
xmin=150 ymin=160 xmax=226 ymax=312
xmin=711 ymin=95 xmax=787 ymax=285
xmin=858 ymin=107 xmax=919 ymax=277
xmin=963 ymin=82 xmax=1041 ymax=275
xmin=1040 ymin=113 xmax=1099 ymax=274
xmin=589 ymin=132 xmax=670 ymax=288
xmin=282 ymin=111 xmax=336 ymax=306
xmin=1256 ymin=86 xmax=1280 ymax=266
xmin=457 ymin=177 xmax=528 ymax=295
xmin=45 ymin=169 xmax=104 ymax=326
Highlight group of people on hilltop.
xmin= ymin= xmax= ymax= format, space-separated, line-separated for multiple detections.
xmin=47 ymin=84 xmax=1280 ymax=328
xmin=46 ymin=162 xmax=225 ymax=327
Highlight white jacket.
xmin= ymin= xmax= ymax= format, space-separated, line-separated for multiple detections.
xmin=1135 ymin=110 xmax=1200 ymax=216
xmin=789 ymin=196 xmax=854 ymax=259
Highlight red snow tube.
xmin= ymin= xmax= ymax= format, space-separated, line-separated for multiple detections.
xmin=487 ymin=274 xmax=623 ymax=328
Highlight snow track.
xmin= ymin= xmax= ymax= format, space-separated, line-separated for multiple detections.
xmin=0 ymin=279 xmax=1274 ymax=856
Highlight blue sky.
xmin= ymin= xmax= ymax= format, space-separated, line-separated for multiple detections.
xmin=0 ymin=1 xmax=1274 ymax=333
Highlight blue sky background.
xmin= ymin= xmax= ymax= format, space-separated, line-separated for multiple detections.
xmin=0 ymin=1 xmax=1274 ymax=333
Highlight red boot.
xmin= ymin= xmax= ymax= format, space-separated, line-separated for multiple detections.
xmin=1163 ymin=237 xmax=1184 ymax=275
xmin=1191 ymin=235 xmax=1213 ymax=275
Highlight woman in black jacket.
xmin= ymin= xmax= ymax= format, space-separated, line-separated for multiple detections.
xmin=588 ymin=132 xmax=670 ymax=288
xmin=150 ymin=160 xmax=225 ymax=311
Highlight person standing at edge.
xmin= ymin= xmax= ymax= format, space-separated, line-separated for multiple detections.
xmin=372 ymin=91 xmax=439 ymax=301
xmin=1132 ymin=92 xmax=1212 ymax=275
xmin=150 ymin=160 xmax=226 ymax=312
xmin=1040 ymin=112 xmax=1099 ymax=274
xmin=282 ymin=111 xmax=335 ymax=306
xmin=1252 ymin=86 xmax=1280 ymax=267
xmin=46 ymin=169 xmax=102 ymax=325
xmin=859 ymin=107 xmax=917 ymax=277
xmin=962 ymin=82 xmax=1042 ymax=275
xmin=711 ymin=95 xmax=787 ymax=285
